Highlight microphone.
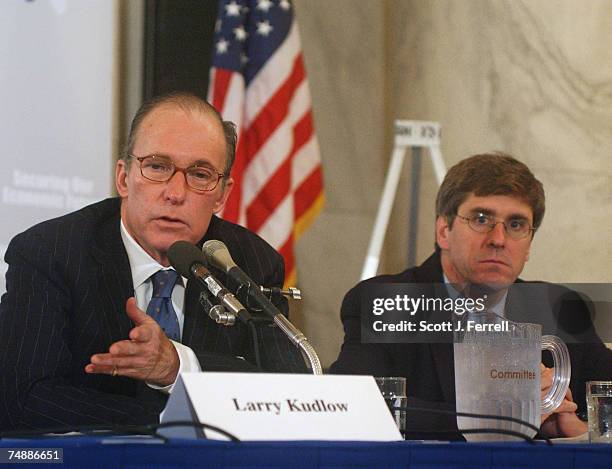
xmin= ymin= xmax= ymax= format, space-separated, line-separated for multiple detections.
xmin=201 ymin=240 xmax=323 ymax=375
xmin=198 ymin=287 xmax=236 ymax=327
xmin=168 ymin=241 xmax=251 ymax=324
xmin=201 ymin=240 xmax=282 ymax=320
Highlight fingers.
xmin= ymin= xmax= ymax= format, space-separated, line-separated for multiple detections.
xmin=87 ymin=350 xmax=133 ymax=371
xmin=84 ymin=362 xmax=116 ymax=376
xmin=125 ymin=297 xmax=150 ymax=326
xmin=129 ymin=324 xmax=153 ymax=342
xmin=124 ymin=297 xmax=156 ymax=342
xmin=86 ymin=349 xmax=160 ymax=378
xmin=555 ymin=398 xmax=578 ymax=414
xmin=555 ymin=412 xmax=588 ymax=438
xmin=540 ymin=365 xmax=574 ymax=404
xmin=540 ymin=364 xmax=554 ymax=391
xmin=84 ymin=298 xmax=178 ymax=384
xmin=85 ymin=333 xmax=178 ymax=385
xmin=541 ymin=396 xmax=578 ymax=427
xmin=85 ymin=361 xmax=149 ymax=379
xmin=541 ymin=403 xmax=588 ymax=438
xmin=109 ymin=339 xmax=144 ymax=356
xmin=542 ymin=396 xmax=578 ymax=425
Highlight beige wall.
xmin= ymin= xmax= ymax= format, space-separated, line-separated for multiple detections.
xmin=293 ymin=0 xmax=612 ymax=367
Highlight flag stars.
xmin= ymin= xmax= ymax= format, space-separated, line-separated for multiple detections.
xmin=216 ymin=38 xmax=230 ymax=54
xmin=234 ymin=24 xmax=248 ymax=41
xmin=225 ymin=0 xmax=241 ymax=17
xmin=279 ymin=0 xmax=291 ymax=11
xmin=256 ymin=0 xmax=273 ymax=12
xmin=256 ymin=20 xmax=273 ymax=36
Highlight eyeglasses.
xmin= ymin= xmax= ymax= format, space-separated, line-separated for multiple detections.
xmin=129 ymin=154 xmax=226 ymax=192
xmin=456 ymin=213 xmax=535 ymax=240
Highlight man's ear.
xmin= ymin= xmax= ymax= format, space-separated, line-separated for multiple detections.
xmin=212 ymin=177 xmax=234 ymax=214
xmin=115 ymin=159 xmax=129 ymax=197
xmin=435 ymin=216 xmax=451 ymax=250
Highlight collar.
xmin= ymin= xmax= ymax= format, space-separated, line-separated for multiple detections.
xmin=120 ymin=220 xmax=183 ymax=289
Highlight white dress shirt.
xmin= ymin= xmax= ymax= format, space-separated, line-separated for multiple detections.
xmin=120 ymin=221 xmax=201 ymax=394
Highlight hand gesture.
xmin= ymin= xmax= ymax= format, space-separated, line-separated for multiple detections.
xmin=85 ymin=297 xmax=179 ymax=386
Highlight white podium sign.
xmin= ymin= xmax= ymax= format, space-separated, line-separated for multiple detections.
xmin=160 ymin=372 xmax=401 ymax=441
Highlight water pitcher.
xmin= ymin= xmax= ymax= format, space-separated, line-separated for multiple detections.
xmin=454 ymin=312 xmax=570 ymax=441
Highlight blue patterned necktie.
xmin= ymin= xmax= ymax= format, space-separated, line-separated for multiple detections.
xmin=146 ymin=270 xmax=180 ymax=341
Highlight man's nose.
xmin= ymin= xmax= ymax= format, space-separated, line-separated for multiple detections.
xmin=164 ymin=171 xmax=188 ymax=202
xmin=486 ymin=222 xmax=507 ymax=247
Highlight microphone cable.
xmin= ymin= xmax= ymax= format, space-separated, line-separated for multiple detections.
xmin=392 ymin=404 xmax=552 ymax=444
xmin=0 ymin=421 xmax=241 ymax=443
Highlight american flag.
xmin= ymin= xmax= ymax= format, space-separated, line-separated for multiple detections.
xmin=208 ymin=0 xmax=324 ymax=286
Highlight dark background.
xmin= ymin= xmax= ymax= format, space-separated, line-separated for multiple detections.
xmin=144 ymin=0 xmax=218 ymax=100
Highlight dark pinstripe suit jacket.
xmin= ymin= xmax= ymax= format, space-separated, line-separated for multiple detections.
xmin=0 ymin=198 xmax=305 ymax=431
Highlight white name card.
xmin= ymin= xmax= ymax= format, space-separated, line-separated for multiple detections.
xmin=159 ymin=372 xmax=402 ymax=441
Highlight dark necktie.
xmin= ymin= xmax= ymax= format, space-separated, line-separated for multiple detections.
xmin=146 ymin=270 xmax=180 ymax=341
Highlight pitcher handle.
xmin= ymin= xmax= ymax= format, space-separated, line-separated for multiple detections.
xmin=541 ymin=335 xmax=571 ymax=414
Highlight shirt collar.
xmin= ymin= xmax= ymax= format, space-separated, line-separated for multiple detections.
xmin=120 ymin=220 xmax=172 ymax=290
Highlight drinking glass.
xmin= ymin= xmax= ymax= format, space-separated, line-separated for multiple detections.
xmin=587 ymin=381 xmax=612 ymax=443
xmin=375 ymin=376 xmax=407 ymax=436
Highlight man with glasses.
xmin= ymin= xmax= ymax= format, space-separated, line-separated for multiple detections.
xmin=0 ymin=92 xmax=304 ymax=431
xmin=331 ymin=153 xmax=612 ymax=439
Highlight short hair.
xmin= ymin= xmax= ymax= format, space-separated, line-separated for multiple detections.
xmin=121 ymin=91 xmax=237 ymax=176
xmin=435 ymin=152 xmax=545 ymax=230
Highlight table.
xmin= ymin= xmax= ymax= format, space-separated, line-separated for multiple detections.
xmin=0 ymin=437 xmax=610 ymax=468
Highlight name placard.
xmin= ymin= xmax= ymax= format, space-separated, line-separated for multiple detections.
xmin=160 ymin=372 xmax=401 ymax=441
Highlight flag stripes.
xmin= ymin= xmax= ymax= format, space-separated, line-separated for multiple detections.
xmin=208 ymin=0 xmax=323 ymax=285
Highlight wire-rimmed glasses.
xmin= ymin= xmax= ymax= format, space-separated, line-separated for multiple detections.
xmin=456 ymin=213 xmax=535 ymax=240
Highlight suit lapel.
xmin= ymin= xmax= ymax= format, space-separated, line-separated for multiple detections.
xmin=182 ymin=217 xmax=222 ymax=351
xmin=414 ymin=253 xmax=457 ymax=403
xmin=182 ymin=216 xmax=255 ymax=356
xmin=182 ymin=278 xmax=207 ymax=349
xmin=90 ymin=204 xmax=134 ymax=342
xmin=429 ymin=343 xmax=455 ymax=403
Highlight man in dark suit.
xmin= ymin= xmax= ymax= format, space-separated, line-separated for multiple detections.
xmin=0 ymin=92 xmax=305 ymax=431
xmin=331 ymin=153 xmax=612 ymax=439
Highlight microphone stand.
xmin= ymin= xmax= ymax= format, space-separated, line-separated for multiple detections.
xmin=201 ymin=240 xmax=322 ymax=375
xmin=258 ymin=285 xmax=322 ymax=374
xmin=237 ymin=284 xmax=322 ymax=375
xmin=271 ymin=314 xmax=322 ymax=375
xmin=198 ymin=283 xmax=321 ymax=374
